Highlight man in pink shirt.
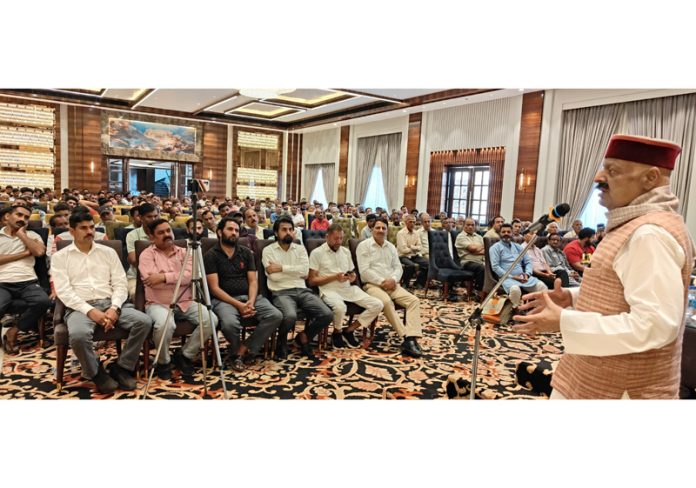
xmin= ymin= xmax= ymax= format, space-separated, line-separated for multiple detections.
xmin=139 ymin=219 xmax=218 ymax=380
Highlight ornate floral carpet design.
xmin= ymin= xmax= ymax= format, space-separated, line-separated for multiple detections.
xmin=1 ymin=293 xmax=563 ymax=400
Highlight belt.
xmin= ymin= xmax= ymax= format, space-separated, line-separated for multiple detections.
xmin=86 ymin=298 xmax=110 ymax=305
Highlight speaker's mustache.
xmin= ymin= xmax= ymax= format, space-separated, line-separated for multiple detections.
xmin=596 ymin=182 xmax=609 ymax=191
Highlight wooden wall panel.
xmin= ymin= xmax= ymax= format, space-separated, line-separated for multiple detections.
xmin=285 ymin=133 xmax=302 ymax=201
xmin=199 ymin=123 xmax=227 ymax=198
xmin=512 ymin=91 xmax=544 ymax=221
xmin=68 ymin=105 xmax=102 ymax=191
xmin=404 ymin=113 xmax=422 ymax=210
xmin=337 ymin=126 xmax=349 ymax=203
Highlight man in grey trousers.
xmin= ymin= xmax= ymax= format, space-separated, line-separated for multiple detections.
xmin=52 ymin=212 xmax=152 ymax=394
xmin=204 ymin=217 xmax=282 ymax=371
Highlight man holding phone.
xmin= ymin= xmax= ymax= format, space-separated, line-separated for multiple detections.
xmin=308 ymin=224 xmax=383 ymax=348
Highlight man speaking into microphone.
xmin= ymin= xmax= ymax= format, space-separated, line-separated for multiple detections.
xmin=513 ymin=134 xmax=694 ymax=399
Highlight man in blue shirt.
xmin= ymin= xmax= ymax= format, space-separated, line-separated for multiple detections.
xmin=489 ymin=223 xmax=547 ymax=307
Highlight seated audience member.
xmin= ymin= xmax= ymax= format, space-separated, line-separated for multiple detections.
xmin=396 ymin=214 xmax=429 ymax=289
xmin=243 ymin=207 xmax=264 ymax=239
xmin=185 ymin=217 xmax=206 ymax=241
xmin=308 ymin=224 xmax=383 ymax=348
xmin=541 ymin=233 xmax=581 ymax=287
xmin=205 ymin=217 xmax=281 ymax=371
xmin=47 ymin=213 xmax=69 ymax=267
xmin=455 ymin=217 xmax=486 ymax=299
xmin=201 ymin=210 xmax=217 ymax=234
xmin=356 ymin=219 xmax=423 ymax=357
xmin=523 ymin=229 xmax=567 ymax=289
xmin=563 ymin=227 xmax=596 ymax=276
xmin=455 ymin=216 xmax=465 ymax=233
xmin=125 ymin=206 xmax=141 ymax=229
xmin=99 ymin=206 xmax=115 ymax=223
xmin=139 ymin=219 xmax=217 ymax=380
xmin=390 ymin=211 xmax=402 ymax=227
xmin=543 ymin=222 xmax=559 ymax=238
xmin=416 ymin=213 xmax=432 ymax=261
xmin=484 ymin=215 xmax=505 ymax=239
xmin=593 ymin=223 xmax=606 ymax=246
xmin=126 ymin=203 xmax=160 ymax=298
xmin=52 ymin=212 xmax=152 ymax=394
xmin=262 ymin=216 xmax=333 ymax=360
xmin=310 ymin=209 xmax=330 ymax=231
xmin=563 ymin=219 xmax=583 ymax=239
xmin=0 ymin=205 xmax=52 ymax=354
xmin=270 ymin=206 xmax=283 ymax=224
xmin=489 ymin=223 xmax=547 ymax=307
xmin=217 ymin=203 xmax=230 ymax=220
xmin=360 ymin=213 xmax=377 ymax=239
xmin=511 ymin=219 xmax=522 ymax=240
xmin=291 ymin=206 xmax=305 ymax=229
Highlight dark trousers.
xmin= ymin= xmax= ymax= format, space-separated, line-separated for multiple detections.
xmin=400 ymin=256 xmax=429 ymax=286
xmin=272 ymin=288 xmax=333 ymax=343
xmin=460 ymin=261 xmax=485 ymax=291
xmin=0 ymin=280 xmax=52 ymax=332
xmin=535 ymin=269 xmax=570 ymax=288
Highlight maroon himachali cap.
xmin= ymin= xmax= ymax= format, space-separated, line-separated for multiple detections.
xmin=604 ymin=134 xmax=682 ymax=170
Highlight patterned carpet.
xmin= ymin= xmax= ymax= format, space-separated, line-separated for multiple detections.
xmin=0 ymin=291 xmax=563 ymax=399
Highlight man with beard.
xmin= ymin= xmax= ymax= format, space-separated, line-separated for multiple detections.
xmin=484 ymin=215 xmax=505 ymax=239
xmin=139 ymin=219 xmax=217 ymax=380
xmin=489 ymin=223 xmax=547 ymax=308
xmin=357 ymin=219 xmax=423 ymax=357
xmin=126 ymin=203 xmax=159 ymax=299
xmin=52 ymin=212 xmax=152 ymax=394
xmin=308 ymin=224 xmax=383 ymax=348
xmin=514 ymin=134 xmax=693 ymax=399
xmin=185 ymin=217 xmax=207 ymax=241
xmin=262 ymin=216 xmax=333 ymax=360
xmin=563 ymin=227 xmax=596 ymax=276
xmin=205 ymin=217 xmax=281 ymax=371
xmin=0 ymin=205 xmax=51 ymax=354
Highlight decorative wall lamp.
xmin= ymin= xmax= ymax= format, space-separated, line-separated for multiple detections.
xmin=90 ymin=160 xmax=95 ymax=174
xmin=518 ymin=169 xmax=531 ymax=191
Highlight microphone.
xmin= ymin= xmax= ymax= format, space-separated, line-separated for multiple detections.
xmin=526 ymin=203 xmax=570 ymax=234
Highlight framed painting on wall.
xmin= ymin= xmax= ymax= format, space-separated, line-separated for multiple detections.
xmin=101 ymin=111 xmax=202 ymax=162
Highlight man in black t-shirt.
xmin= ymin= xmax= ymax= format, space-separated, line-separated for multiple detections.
xmin=204 ymin=217 xmax=282 ymax=371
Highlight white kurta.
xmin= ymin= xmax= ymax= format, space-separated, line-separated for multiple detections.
xmin=560 ymin=224 xmax=686 ymax=356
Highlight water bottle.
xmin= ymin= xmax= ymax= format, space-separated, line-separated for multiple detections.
xmin=686 ymin=285 xmax=696 ymax=329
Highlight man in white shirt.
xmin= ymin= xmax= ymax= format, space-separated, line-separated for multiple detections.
xmin=52 ymin=213 xmax=152 ymax=394
xmin=356 ymin=219 xmax=423 ymax=357
xmin=243 ymin=207 xmax=265 ymax=239
xmin=308 ymin=224 xmax=383 ymax=348
xmin=262 ymin=216 xmax=333 ymax=360
xmin=0 ymin=205 xmax=51 ymax=354
xmin=563 ymin=219 xmax=583 ymax=239
xmin=514 ymin=134 xmax=693 ymax=399
xmin=396 ymin=214 xmax=429 ymax=289
xmin=416 ymin=213 xmax=432 ymax=260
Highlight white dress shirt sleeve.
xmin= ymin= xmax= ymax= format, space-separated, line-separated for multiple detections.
xmin=108 ymin=247 xmax=128 ymax=308
xmin=389 ymin=244 xmax=403 ymax=282
xmin=560 ymin=225 xmax=685 ymax=356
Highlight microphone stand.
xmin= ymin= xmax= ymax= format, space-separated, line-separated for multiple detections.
xmin=458 ymin=234 xmax=539 ymax=399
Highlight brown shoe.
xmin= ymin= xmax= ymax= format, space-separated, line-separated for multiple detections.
xmin=2 ymin=326 xmax=19 ymax=355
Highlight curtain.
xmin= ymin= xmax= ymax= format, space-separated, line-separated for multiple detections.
xmin=303 ymin=164 xmax=321 ymax=203
xmin=354 ymin=136 xmax=380 ymax=206
xmin=321 ymin=163 xmax=336 ymax=203
xmin=555 ymin=103 xmax=623 ymax=224
xmin=378 ymin=132 xmax=403 ymax=211
xmin=621 ymin=93 xmax=696 ymax=216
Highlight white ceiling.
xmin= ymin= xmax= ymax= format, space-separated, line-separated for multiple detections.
xmin=140 ymin=89 xmax=237 ymax=112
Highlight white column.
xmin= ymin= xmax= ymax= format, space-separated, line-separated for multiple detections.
xmin=281 ymin=131 xmax=288 ymax=201
xmin=226 ymin=125 xmax=233 ymax=198
xmin=60 ymin=104 xmax=69 ymax=189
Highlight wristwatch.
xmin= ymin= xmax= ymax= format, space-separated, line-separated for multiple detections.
xmin=110 ymin=305 xmax=121 ymax=315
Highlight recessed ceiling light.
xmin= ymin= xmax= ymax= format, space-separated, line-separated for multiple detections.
xmin=518 ymin=88 xmax=525 ymax=92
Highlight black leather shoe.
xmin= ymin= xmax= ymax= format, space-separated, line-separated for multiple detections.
xmin=295 ymin=335 xmax=317 ymax=361
xmin=332 ymin=332 xmax=346 ymax=348
xmin=172 ymin=349 xmax=195 ymax=376
xmin=93 ymin=364 xmax=118 ymax=394
xmin=108 ymin=362 xmax=137 ymax=390
xmin=154 ymin=362 xmax=172 ymax=381
xmin=342 ymin=330 xmax=360 ymax=348
xmin=411 ymin=337 xmax=423 ymax=356
xmin=275 ymin=342 xmax=288 ymax=360
xmin=400 ymin=338 xmax=422 ymax=358
xmin=231 ymin=357 xmax=245 ymax=372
